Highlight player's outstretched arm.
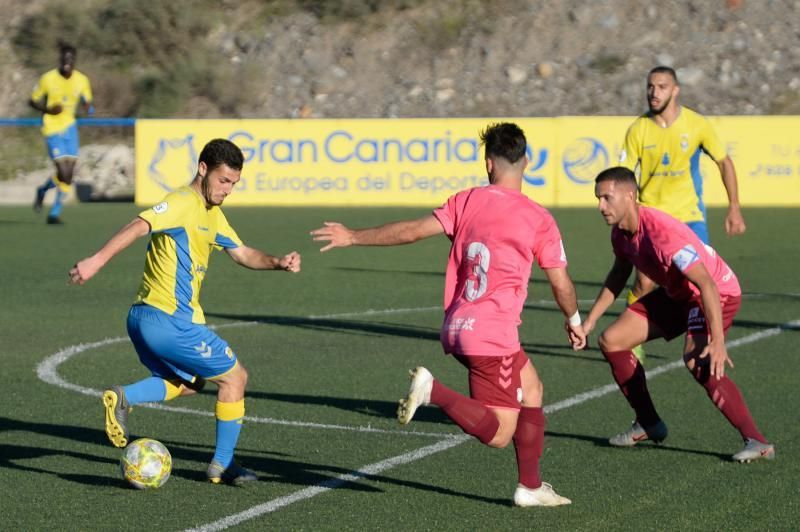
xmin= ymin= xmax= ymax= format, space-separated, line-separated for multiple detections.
xmin=582 ymin=257 xmax=633 ymax=337
xmin=718 ymin=156 xmax=746 ymax=236
xmin=69 ymin=217 xmax=151 ymax=285
xmin=310 ymin=215 xmax=444 ymax=252
xmin=543 ymin=267 xmax=586 ymax=350
xmin=225 ymin=246 xmax=301 ymax=272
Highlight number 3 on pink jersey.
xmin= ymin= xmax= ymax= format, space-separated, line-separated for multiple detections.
xmin=465 ymin=242 xmax=490 ymax=301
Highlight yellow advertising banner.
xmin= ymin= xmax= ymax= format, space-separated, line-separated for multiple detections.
xmin=136 ymin=119 xmax=556 ymax=206
xmin=135 ymin=117 xmax=800 ymax=207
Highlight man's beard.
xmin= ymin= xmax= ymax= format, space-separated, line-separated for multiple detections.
xmin=649 ymin=95 xmax=670 ymax=115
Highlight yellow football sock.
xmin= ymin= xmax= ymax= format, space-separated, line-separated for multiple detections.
xmin=52 ymin=174 xmax=72 ymax=193
xmin=163 ymin=379 xmax=183 ymax=401
xmin=216 ymin=399 xmax=245 ymax=422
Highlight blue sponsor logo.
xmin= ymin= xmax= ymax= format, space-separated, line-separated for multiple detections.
xmin=148 ymin=135 xmax=198 ymax=192
xmin=229 ymin=129 xmax=483 ymax=164
xmin=147 ymin=129 xmax=552 ymax=190
xmin=562 ymin=137 xmax=608 ymax=184
xmin=524 ymin=145 xmax=548 ymax=187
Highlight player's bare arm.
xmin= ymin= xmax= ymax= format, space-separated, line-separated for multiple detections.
xmin=311 ymin=215 xmax=444 ymax=252
xmin=542 ymin=267 xmax=586 ymax=350
xmin=684 ymin=262 xmax=732 ymax=379
xmin=69 ymin=217 xmax=151 ymax=285
xmin=29 ymin=97 xmax=62 ymax=115
xmin=225 ymin=246 xmax=301 ymax=272
xmin=718 ymin=156 xmax=746 ymax=236
xmin=583 ymin=257 xmax=634 ymax=336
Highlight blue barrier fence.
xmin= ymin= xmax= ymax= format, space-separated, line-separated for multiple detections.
xmin=0 ymin=117 xmax=135 ymax=127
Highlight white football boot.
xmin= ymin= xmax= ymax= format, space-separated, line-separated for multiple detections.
xmin=397 ymin=367 xmax=433 ymax=425
xmin=609 ymin=420 xmax=668 ymax=447
xmin=513 ymin=483 xmax=572 ymax=507
xmin=732 ymin=439 xmax=775 ymax=463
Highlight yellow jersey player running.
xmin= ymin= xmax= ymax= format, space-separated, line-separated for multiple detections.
xmin=69 ymin=139 xmax=301 ymax=485
xmin=30 ymin=43 xmax=93 ymax=225
xmin=619 ymin=66 xmax=746 ymax=362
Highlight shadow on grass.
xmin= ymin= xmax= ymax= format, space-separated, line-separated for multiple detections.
xmin=161 ymin=438 xmax=509 ymax=506
xmin=545 ymin=430 xmax=731 ymax=460
xmin=0 ymin=442 xmax=121 ymax=488
xmin=329 ymin=267 xmax=607 ymax=291
xmin=193 ymin=388 xmax=451 ymax=424
xmin=0 ymin=415 xmax=507 ymax=504
xmin=205 ymin=311 xmax=599 ymax=362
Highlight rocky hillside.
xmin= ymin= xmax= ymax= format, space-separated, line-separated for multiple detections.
xmin=2 ymin=0 xmax=798 ymax=200
xmin=2 ymin=0 xmax=800 ymax=120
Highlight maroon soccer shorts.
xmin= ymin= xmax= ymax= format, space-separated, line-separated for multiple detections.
xmin=452 ymin=349 xmax=530 ymax=411
xmin=628 ymin=287 xmax=741 ymax=340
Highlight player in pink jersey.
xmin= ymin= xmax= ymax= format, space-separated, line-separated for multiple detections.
xmin=582 ymin=166 xmax=774 ymax=463
xmin=311 ymin=123 xmax=585 ymax=507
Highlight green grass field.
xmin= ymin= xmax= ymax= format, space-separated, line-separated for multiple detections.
xmin=2 ymin=204 xmax=798 ymax=531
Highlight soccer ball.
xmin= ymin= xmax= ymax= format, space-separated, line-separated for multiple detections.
xmin=120 ymin=438 xmax=172 ymax=489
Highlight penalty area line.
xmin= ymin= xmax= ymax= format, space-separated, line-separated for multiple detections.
xmin=34 ymin=335 xmax=457 ymax=439
xmin=185 ymin=318 xmax=800 ymax=531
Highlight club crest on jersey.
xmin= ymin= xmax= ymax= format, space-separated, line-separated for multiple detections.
xmin=680 ymin=133 xmax=689 ymax=152
xmin=152 ymin=201 xmax=169 ymax=214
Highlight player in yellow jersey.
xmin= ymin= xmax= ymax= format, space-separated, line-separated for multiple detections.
xmin=618 ymin=66 xmax=746 ymax=362
xmin=30 ymin=43 xmax=94 ymax=225
xmin=69 ymin=139 xmax=301 ymax=485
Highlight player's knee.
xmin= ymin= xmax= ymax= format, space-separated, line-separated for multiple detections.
xmin=683 ymin=353 xmax=709 ymax=383
xmin=487 ymin=430 xmax=513 ymax=449
xmin=178 ymin=377 xmax=205 ymax=397
xmin=597 ymin=331 xmax=614 ymax=353
xmin=521 ymin=379 xmax=543 ymax=406
xmin=237 ymin=364 xmax=249 ymax=388
xmin=57 ymin=169 xmax=74 ymax=184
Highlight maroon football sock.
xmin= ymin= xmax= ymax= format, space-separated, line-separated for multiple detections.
xmin=430 ymin=380 xmax=499 ymax=444
xmin=603 ymin=350 xmax=661 ymax=427
xmin=691 ymin=367 xmax=767 ymax=443
xmin=513 ymin=406 xmax=545 ymax=489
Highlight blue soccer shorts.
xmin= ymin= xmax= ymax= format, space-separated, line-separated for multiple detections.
xmin=126 ymin=304 xmax=238 ymax=382
xmin=46 ymin=123 xmax=80 ymax=160
xmin=686 ymin=220 xmax=710 ymax=245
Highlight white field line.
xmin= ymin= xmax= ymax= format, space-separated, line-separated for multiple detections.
xmin=34 ymin=299 xmax=600 ymax=437
xmin=34 ymin=305 xmax=798 ymax=531
xmin=185 ymin=318 xmax=800 ymax=532
xmin=35 ymin=336 xmax=452 ymax=439
xmin=185 ymin=435 xmax=471 ymax=532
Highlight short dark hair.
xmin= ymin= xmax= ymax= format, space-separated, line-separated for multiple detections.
xmin=595 ymin=166 xmax=638 ymax=187
xmin=648 ymin=65 xmax=678 ymax=84
xmin=59 ymin=42 xmax=76 ymax=57
xmin=199 ymin=139 xmax=244 ymax=172
xmin=479 ymin=122 xmax=527 ymax=164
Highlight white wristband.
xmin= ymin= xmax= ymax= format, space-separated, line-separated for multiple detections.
xmin=568 ymin=311 xmax=581 ymax=326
